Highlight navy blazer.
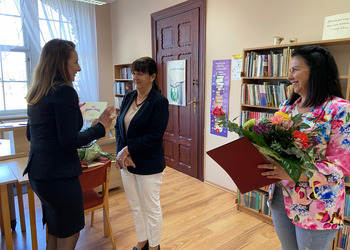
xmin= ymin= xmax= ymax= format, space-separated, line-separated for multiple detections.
xmin=24 ymin=84 xmax=106 ymax=180
xmin=115 ymin=88 xmax=169 ymax=175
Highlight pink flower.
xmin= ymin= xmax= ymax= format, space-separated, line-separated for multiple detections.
xmin=281 ymin=119 xmax=293 ymax=130
xmin=212 ymin=106 xmax=225 ymax=118
xmin=331 ymin=119 xmax=343 ymax=129
xmin=269 ymin=114 xmax=283 ymax=125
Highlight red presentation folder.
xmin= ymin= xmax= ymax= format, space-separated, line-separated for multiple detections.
xmin=207 ymin=137 xmax=279 ymax=194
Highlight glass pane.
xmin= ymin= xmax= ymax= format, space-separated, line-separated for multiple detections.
xmin=0 ymin=58 xmax=2 ymax=81
xmin=4 ymin=81 xmax=27 ymax=110
xmin=39 ymin=19 xmax=61 ymax=47
xmin=2 ymin=51 xmax=27 ymax=81
xmin=0 ymin=15 xmax=23 ymax=46
xmin=0 ymin=0 xmax=20 ymax=15
xmin=39 ymin=1 xmax=59 ymax=20
xmin=0 ymin=82 xmax=4 ymax=111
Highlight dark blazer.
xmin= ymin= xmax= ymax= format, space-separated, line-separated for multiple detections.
xmin=115 ymin=88 xmax=169 ymax=175
xmin=24 ymin=84 xmax=106 ymax=180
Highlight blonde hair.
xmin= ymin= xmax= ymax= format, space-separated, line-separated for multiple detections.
xmin=26 ymin=39 xmax=76 ymax=105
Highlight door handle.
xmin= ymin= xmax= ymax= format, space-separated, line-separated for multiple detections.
xmin=187 ymin=97 xmax=199 ymax=113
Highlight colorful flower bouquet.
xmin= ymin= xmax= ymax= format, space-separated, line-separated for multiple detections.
xmin=212 ymin=106 xmax=325 ymax=183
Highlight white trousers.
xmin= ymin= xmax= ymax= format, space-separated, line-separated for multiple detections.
xmin=121 ymin=169 xmax=163 ymax=247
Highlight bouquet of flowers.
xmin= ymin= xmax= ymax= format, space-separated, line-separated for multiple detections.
xmin=212 ymin=106 xmax=325 ymax=183
xmin=77 ymin=143 xmax=116 ymax=164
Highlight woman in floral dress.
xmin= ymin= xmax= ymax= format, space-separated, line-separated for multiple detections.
xmin=259 ymin=45 xmax=350 ymax=250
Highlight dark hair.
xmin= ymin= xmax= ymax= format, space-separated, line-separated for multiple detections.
xmin=131 ymin=57 xmax=161 ymax=93
xmin=288 ymin=45 xmax=343 ymax=107
xmin=27 ymin=39 xmax=76 ymax=104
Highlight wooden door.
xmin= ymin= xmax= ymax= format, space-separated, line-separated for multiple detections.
xmin=151 ymin=0 xmax=206 ymax=180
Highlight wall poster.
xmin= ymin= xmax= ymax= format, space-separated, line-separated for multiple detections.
xmin=231 ymin=54 xmax=242 ymax=80
xmin=210 ymin=59 xmax=231 ymax=137
xmin=167 ymin=60 xmax=186 ymax=106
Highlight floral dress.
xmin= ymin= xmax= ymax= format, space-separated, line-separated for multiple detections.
xmin=269 ymin=96 xmax=350 ymax=230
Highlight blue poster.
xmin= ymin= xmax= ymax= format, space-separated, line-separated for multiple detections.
xmin=210 ymin=59 xmax=231 ymax=137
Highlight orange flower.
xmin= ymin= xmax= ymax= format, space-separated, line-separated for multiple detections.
xmin=292 ymin=130 xmax=309 ymax=149
xmin=269 ymin=114 xmax=284 ymax=125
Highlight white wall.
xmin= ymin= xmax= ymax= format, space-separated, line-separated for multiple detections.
xmin=96 ymin=4 xmax=114 ymax=106
xmin=100 ymin=0 xmax=350 ymax=192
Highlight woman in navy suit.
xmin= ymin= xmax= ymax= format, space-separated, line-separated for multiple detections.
xmin=24 ymin=39 xmax=116 ymax=250
xmin=115 ymin=57 xmax=169 ymax=250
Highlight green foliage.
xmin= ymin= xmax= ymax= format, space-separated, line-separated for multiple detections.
xmin=77 ymin=143 xmax=116 ymax=162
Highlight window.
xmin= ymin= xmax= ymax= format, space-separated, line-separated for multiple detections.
xmin=0 ymin=0 xmax=29 ymax=115
xmin=0 ymin=0 xmax=99 ymax=119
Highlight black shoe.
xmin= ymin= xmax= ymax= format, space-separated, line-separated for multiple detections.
xmin=132 ymin=240 xmax=149 ymax=250
xmin=11 ymin=219 xmax=16 ymax=231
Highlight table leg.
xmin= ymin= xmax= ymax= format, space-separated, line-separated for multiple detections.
xmin=0 ymin=184 xmax=13 ymax=250
xmin=16 ymin=184 xmax=26 ymax=232
xmin=0 ymin=197 xmax=3 ymax=234
xmin=27 ymin=183 xmax=38 ymax=250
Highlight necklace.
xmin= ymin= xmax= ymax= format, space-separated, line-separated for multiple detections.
xmin=134 ymin=96 xmax=146 ymax=110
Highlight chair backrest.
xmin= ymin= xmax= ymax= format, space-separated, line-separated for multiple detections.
xmin=79 ymin=160 xmax=111 ymax=192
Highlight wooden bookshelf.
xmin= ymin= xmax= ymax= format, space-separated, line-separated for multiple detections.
xmin=113 ymin=63 xmax=133 ymax=112
xmin=237 ymin=203 xmax=273 ymax=225
xmin=238 ymin=38 xmax=350 ymax=250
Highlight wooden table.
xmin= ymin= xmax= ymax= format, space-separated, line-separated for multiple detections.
xmin=0 ymin=164 xmax=17 ymax=250
xmin=0 ymin=157 xmax=38 ymax=250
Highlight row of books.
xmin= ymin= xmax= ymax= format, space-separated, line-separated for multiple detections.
xmin=241 ymin=81 xmax=293 ymax=108
xmin=240 ymin=110 xmax=273 ymax=125
xmin=335 ymin=223 xmax=350 ymax=249
xmin=344 ymin=189 xmax=350 ymax=219
xmin=113 ymin=81 xmax=133 ymax=95
xmin=244 ymin=48 xmax=293 ymax=78
xmin=120 ymin=66 xmax=132 ymax=79
xmin=114 ymin=96 xmax=123 ymax=109
xmin=238 ymin=189 xmax=270 ymax=216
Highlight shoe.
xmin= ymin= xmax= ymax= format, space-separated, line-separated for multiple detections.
xmin=132 ymin=240 xmax=149 ymax=250
xmin=11 ymin=219 xmax=17 ymax=231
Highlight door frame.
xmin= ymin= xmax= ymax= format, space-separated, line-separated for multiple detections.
xmin=151 ymin=0 xmax=206 ymax=181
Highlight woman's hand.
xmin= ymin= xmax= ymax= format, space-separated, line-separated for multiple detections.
xmin=123 ymin=155 xmax=136 ymax=169
xmin=258 ymin=164 xmax=309 ymax=182
xmin=117 ymin=146 xmax=134 ymax=169
xmin=258 ymin=164 xmax=292 ymax=181
xmin=97 ymin=105 xmax=117 ymax=129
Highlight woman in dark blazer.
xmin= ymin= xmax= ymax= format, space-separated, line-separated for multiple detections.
xmin=115 ymin=57 xmax=169 ymax=250
xmin=24 ymin=39 xmax=116 ymax=250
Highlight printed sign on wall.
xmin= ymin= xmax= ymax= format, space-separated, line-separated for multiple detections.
xmin=210 ymin=59 xmax=231 ymax=137
xmin=167 ymin=60 xmax=186 ymax=106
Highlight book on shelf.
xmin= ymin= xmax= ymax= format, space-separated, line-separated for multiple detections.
xmin=125 ymin=81 xmax=133 ymax=93
xmin=120 ymin=66 xmax=132 ymax=79
xmin=114 ymin=81 xmax=133 ymax=95
xmin=114 ymin=97 xmax=123 ymax=109
xmin=238 ymin=189 xmax=271 ymax=216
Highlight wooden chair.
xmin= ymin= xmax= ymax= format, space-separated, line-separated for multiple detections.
xmin=79 ymin=160 xmax=116 ymax=250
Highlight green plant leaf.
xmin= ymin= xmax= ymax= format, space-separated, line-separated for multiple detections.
xmin=281 ymin=158 xmax=302 ymax=183
xmin=250 ymin=131 xmax=269 ymax=148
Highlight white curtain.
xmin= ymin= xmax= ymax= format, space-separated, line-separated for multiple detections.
xmin=16 ymin=0 xmax=99 ymax=101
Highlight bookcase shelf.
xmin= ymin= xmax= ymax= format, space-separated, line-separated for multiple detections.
xmin=113 ymin=63 xmax=133 ymax=111
xmin=237 ymin=204 xmax=273 ymax=225
xmin=238 ymin=38 xmax=350 ymax=250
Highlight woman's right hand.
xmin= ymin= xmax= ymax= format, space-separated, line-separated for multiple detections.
xmin=97 ymin=105 xmax=117 ymax=129
xmin=123 ymin=155 xmax=136 ymax=169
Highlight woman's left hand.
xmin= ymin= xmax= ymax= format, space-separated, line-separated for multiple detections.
xmin=258 ymin=164 xmax=293 ymax=181
xmin=116 ymin=146 xmax=129 ymax=168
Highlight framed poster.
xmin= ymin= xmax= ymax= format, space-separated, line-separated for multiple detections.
xmin=167 ymin=60 xmax=186 ymax=106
